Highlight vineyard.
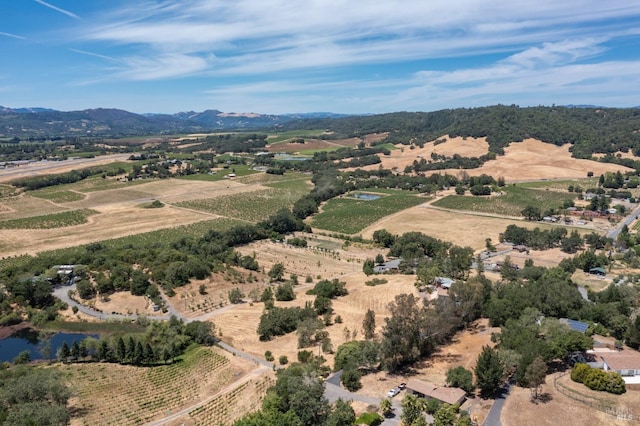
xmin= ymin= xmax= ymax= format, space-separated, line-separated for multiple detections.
xmin=176 ymin=187 xmax=309 ymax=223
xmin=182 ymin=375 xmax=275 ymax=425
xmin=0 ymin=208 xmax=98 ymax=229
xmin=432 ymin=185 xmax=575 ymax=217
xmin=310 ymin=191 xmax=428 ymax=234
xmin=63 ymin=346 xmax=242 ymax=425
xmin=29 ymin=189 xmax=86 ymax=203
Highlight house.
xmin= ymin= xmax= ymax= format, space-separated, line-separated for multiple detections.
xmin=373 ymin=259 xmax=401 ymax=274
xmin=589 ymin=267 xmax=606 ymax=276
xmin=598 ymin=350 xmax=640 ymax=384
xmin=405 ymin=379 xmax=466 ymax=405
xmin=559 ymin=318 xmax=589 ymax=333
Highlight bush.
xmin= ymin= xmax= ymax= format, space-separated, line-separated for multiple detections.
xmin=571 ymin=363 xmax=590 ymax=383
xmin=264 ymin=351 xmax=274 ymax=362
xmin=446 ymin=366 xmax=475 ymax=394
xmin=279 ymin=355 xmax=288 ymax=365
xmin=275 ymin=282 xmax=295 ymax=301
xmin=365 ymin=278 xmax=388 ymax=286
xmin=573 ymin=364 xmax=626 ymax=394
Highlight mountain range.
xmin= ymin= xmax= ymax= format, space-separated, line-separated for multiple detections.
xmin=0 ymin=106 xmax=350 ymax=138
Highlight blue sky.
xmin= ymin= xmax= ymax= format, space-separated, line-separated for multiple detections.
xmin=1 ymin=0 xmax=639 ymax=114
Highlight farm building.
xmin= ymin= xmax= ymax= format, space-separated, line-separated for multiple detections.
xmin=405 ymin=379 xmax=466 ymax=405
xmin=589 ymin=267 xmax=606 ymax=276
xmin=374 ymin=259 xmax=401 ymax=274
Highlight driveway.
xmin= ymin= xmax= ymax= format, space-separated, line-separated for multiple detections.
xmin=483 ymin=383 xmax=512 ymax=426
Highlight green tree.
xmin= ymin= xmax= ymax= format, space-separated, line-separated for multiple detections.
xmin=341 ymin=366 xmax=362 ymax=391
xmin=326 ymin=399 xmax=356 ymax=426
xmin=446 ymin=366 xmax=474 ymax=394
xmin=275 ymin=282 xmax=295 ymax=301
xmin=521 ymin=205 xmax=542 ymax=221
xmin=58 ymin=341 xmax=70 ymax=362
xmin=433 ymin=403 xmax=457 ymax=426
xmin=524 ymin=356 xmax=547 ymax=400
xmin=363 ymin=258 xmax=375 ymax=276
xmin=474 ymin=346 xmax=504 ymax=398
xmin=380 ymin=398 xmax=393 ymax=417
xmin=228 ymin=287 xmax=244 ymax=304
xmin=401 ymin=393 xmax=425 ymax=425
xmin=269 ymin=263 xmax=285 ymax=282
xmin=363 ymin=308 xmax=376 ymax=340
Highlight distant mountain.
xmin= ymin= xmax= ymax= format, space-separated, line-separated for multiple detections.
xmin=0 ymin=106 xmax=56 ymax=114
xmin=0 ymin=106 xmax=353 ymax=138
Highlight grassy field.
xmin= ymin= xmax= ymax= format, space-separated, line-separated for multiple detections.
xmin=0 ymin=208 xmax=98 ymax=229
xmin=29 ymin=189 xmax=86 ymax=203
xmin=432 ymin=186 xmax=575 ymax=216
xmin=310 ymin=191 xmax=428 ymax=234
xmin=61 ymin=345 xmax=252 ymax=425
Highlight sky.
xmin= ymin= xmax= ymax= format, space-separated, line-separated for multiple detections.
xmin=1 ymin=0 xmax=640 ymax=115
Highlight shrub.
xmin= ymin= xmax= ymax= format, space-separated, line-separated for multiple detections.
xmin=264 ymin=351 xmax=274 ymax=362
xmin=275 ymin=282 xmax=295 ymax=301
xmin=279 ymin=355 xmax=288 ymax=365
xmin=571 ymin=363 xmax=590 ymax=383
xmin=605 ymin=372 xmax=626 ymax=395
xmin=365 ymin=278 xmax=388 ymax=286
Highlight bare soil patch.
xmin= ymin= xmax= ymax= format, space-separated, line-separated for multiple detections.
xmin=0 ymin=154 xmax=131 ymax=184
xmin=0 ymin=204 xmax=212 ymax=256
xmin=88 ymin=292 xmax=167 ymax=317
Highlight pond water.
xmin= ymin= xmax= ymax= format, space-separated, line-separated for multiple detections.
xmin=351 ymin=193 xmax=381 ymax=200
xmin=273 ymin=154 xmax=310 ymax=161
xmin=0 ymin=328 xmax=98 ymax=363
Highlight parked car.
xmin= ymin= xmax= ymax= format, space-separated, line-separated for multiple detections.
xmin=398 ymin=382 xmax=407 ymax=390
xmin=387 ymin=388 xmax=400 ymax=398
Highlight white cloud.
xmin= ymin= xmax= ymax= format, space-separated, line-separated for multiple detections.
xmin=114 ymin=54 xmax=211 ymax=80
xmin=34 ymin=0 xmax=81 ymax=20
xmin=0 ymin=32 xmax=26 ymax=40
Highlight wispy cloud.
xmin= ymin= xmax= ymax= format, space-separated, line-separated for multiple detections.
xmin=34 ymin=0 xmax=80 ymax=20
xmin=68 ymin=48 xmax=119 ymax=63
xmin=0 ymin=31 xmax=26 ymax=40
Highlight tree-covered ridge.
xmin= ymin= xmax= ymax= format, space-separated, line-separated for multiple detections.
xmin=284 ymin=105 xmax=640 ymax=158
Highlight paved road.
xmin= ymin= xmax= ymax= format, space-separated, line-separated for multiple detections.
xmin=324 ymin=370 xmax=405 ymax=426
xmin=52 ymin=284 xmax=167 ymax=321
xmin=483 ymin=383 xmax=511 ymax=426
xmin=607 ymin=203 xmax=640 ymax=239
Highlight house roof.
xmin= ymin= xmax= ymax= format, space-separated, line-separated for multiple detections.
xmin=435 ymin=277 xmax=455 ymax=288
xmin=589 ymin=267 xmax=606 ymax=274
xmin=560 ymin=318 xmax=589 ymax=334
xmin=405 ymin=379 xmax=466 ymax=405
xmin=600 ymin=350 xmax=640 ymax=371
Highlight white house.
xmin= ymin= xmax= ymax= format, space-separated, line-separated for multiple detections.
xmin=598 ymin=350 xmax=640 ymax=384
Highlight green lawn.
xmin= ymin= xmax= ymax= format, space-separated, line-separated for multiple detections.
xmin=311 ymin=191 xmax=428 ymax=234
xmin=432 ymin=186 xmax=576 ymax=216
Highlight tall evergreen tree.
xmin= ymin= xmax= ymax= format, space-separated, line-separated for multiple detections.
xmin=474 ymin=346 xmax=505 ymax=398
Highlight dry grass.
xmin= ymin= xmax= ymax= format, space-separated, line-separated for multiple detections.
xmin=502 ymin=373 xmax=640 ymax=426
xmin=358 ymin=137 xmax=634 ymax=182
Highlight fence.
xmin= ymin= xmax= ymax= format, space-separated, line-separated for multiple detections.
xmin=553 ymin=372 xmax=637 ymax=422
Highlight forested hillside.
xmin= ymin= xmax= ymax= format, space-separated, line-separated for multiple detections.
xmin=285 ymin=105 xmax=640 ymax=159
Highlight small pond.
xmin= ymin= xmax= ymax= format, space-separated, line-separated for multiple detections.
xmin=350 ymin=192 xmax=381 ymax=201
xmin=0 ymin=328 xmax=98 ymax=363
xmin=273 ymin=154 xmax=310 ymax=161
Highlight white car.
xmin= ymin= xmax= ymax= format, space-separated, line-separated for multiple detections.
xmin=387 ymin=388 xmax=400 ymax=398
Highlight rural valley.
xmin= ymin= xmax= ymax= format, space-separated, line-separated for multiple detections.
xmin=2 ymin=106 xmax=640 ymax=426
